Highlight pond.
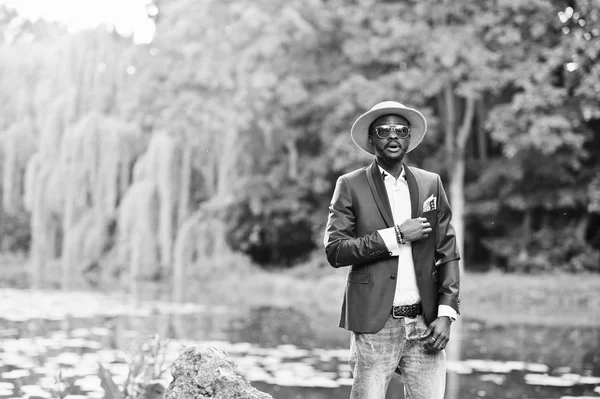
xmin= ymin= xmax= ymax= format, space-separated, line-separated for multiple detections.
xmin=0 ymin=288 xmax=599 ymax=399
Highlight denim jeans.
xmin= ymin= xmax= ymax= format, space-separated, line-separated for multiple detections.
xmin=348 ymin=314 xmax=446 ymax=399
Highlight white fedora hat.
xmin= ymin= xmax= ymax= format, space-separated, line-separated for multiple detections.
xmin=351 ymin=101 xmax=428 ymax=155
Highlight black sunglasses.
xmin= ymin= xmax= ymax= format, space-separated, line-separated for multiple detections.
xmin=372 ymin=125 xmax=411 ymax=139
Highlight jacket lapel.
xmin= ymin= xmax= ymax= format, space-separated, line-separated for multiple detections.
xmin=404 ymin=164 xmax=419 ymax=219
xmin=405 ymin=165 xmax=426 ymax=279
xmin=366 ymin=161 xmax=394 ymax=227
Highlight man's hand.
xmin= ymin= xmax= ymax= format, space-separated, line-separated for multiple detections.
xmin=420 ymin=316 xmax=452 ymax=352
xmin=400 ymin=218 xmax=432 ymax=241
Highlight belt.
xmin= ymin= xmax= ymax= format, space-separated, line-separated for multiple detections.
xmin=391 ymin=302 xmax=422 ymax=319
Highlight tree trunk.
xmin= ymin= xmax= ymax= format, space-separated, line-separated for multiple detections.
xmin=216 ymin=127 xmax=238 ymax=199
xmin=575 ymin=215 xmax=588 ymax=241
xmin=445 ymin=95 xmax=476 ymax=399
xmin=450 ymin=157 xmax=466 ymax=271
xmin=450 ymin=95 xmax=476 ymax=264
xmin=444 ymin=81 xmax=456 ymax=160
xmin=522 ymin=207 xmax=532 ymax=252
xmin=178 ymin=145 xmax=192 ymax=227
xmin=477 ymin=99 xmax=488 ymax=161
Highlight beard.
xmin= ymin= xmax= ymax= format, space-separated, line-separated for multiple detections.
xmin=379 ymin=145 xmax=406 ymax=164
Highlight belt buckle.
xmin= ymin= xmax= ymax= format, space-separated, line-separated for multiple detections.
xmin=391 ymin=306 xmax=407 ymax=319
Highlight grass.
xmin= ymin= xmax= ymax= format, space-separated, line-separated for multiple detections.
xmin=2 ymin=251 xmax=600 ymax=330
xmin=462 ymin=270 xmax=600 ymax=327
xmin=181 ymin=253 xmax=600 ymax=329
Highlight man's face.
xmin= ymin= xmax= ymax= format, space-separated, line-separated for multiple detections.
xmin=368 ymin=114 xmax=411 ymax=163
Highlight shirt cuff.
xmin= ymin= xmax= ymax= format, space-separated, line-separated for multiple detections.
xmin=437 ymin=305 xmax=457 ymax=321
xmin=377 ymin=227 xmax=401 ymax=256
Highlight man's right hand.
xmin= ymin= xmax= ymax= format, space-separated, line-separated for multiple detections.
xmin=400 ymin=217 xmax=432 ymax=241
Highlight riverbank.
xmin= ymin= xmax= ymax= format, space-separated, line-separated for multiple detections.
xmin=1 ymin=252 xmax=599 ymax=329
xmin=180 ymin=256 xmax=600 ymax=328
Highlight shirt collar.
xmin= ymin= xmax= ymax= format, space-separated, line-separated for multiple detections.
xmin=378 ymin=164 xmax=406 ymax=183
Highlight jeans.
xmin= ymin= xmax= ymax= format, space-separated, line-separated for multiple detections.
xmin=348 ymin=314 xmax=446 ymax=399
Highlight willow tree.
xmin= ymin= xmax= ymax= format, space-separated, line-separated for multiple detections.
xmin=24 ymin=110 xmax=140 ymax=289
xmin=135 ymin=0 xmax=327 ymax=270
xmin=0 ymin=18 xmax=142 ymax=287
xmin=131 ymin=1 xmax=241 ymax=272
xmin=58 ymin=112 xmax=140 ymax=289
xmin=111 ymin=126 xmax=218 ymax=299
xmin=22 ymin=100 xmax=69 ymax=288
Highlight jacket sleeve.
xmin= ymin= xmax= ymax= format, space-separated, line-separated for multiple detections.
xmin=323 ymin=176 xmax=390 ymax=267
xmin=435 ymin=175 xmax=461 ymax=314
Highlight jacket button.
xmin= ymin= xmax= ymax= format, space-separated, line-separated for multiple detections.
xmin=388 ymin=252 xmax=393 ymax=255
xmin=390 ymin=275 xmax=396 ymax=280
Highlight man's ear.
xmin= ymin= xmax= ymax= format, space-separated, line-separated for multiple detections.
xmin=367 ymin=134 xmax=373 ymax=146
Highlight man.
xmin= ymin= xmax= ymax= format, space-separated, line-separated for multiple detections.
xmin=323 ymin=101 xmax=460 ymax=399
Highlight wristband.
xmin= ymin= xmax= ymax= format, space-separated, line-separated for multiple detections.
xmin=394 ymin=224 xmax=405 ymax=245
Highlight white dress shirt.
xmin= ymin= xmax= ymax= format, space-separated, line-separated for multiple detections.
xmin=376 ymin=165 xmax=457 ymax=320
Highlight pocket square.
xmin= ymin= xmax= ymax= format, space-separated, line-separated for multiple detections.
xmin=423 ymin=194 xmax=437 ymax=212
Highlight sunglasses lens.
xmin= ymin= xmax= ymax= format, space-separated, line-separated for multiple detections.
xmin=395 ymin=126 xmax=410 ymax=137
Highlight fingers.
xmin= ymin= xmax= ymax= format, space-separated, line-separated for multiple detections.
xmin=419 ymin=219 xmax=432 ymax=239
xmin=423 ymin=320 xmax=450 ymax=351
xmin=404 ymin=218 xmax=434 ymax=241
xmin=426 ymin=333 xmax=449 ymax=351
xmin=432 ymin=335 xmax=449 ymax=351
xmin=419 ymin=326 xmax=433 ymax=339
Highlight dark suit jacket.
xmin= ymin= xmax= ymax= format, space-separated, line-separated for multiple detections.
xmin=324 ymin=161 xmax=460 ymax=333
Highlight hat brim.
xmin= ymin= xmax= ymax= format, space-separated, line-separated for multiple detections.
xmin=351 ymin=106 xmax=427 ymax=155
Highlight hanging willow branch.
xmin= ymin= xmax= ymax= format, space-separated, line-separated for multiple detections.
xmin=59 ymin=112 xmax=142 ymax=288
xmin=118 ymin=180 xmax=160 ymax=281
xmin=1 ymin=120 xmax=36 ymax=213
xmin=143 ymin=132 xmax=182 ymax=271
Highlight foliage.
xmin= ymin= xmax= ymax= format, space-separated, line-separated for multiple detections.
xmin=98 ymin=334 xmax=168 ymax=399
xmin=0 ymin=0 xmax=599 ymax=277
xmin=225 ymin=184 xmax=316 ymax=267
xmin=483 ymin=224 xmax=600 ymax=273
xmin=98 ymin=363 xmax=125 ymax=399
xmin=43 ymin=368 xmax=82 ymax=399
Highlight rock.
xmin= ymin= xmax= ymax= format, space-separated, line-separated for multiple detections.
xmin=143 ymin=380 xmax=166 ymax=399
xmin=164 ymin=345 xmax=273 ymax=399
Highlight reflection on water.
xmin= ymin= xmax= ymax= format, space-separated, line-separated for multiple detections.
xmin=0 ymin=290 xmax=599 ymax=399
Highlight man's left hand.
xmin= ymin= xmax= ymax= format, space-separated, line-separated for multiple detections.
xmin=420 ymin=316 xmax=452 ymax=351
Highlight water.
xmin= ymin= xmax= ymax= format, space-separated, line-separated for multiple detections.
xmin=0 ymin=289 xmax=599 ymax=399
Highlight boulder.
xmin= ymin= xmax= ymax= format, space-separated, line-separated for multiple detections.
xmin=164 ymin=345 xmax=273 ymax=399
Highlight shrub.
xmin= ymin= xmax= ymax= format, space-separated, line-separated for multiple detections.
xmin=225 ymin=199 xmax=316 ymax=267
